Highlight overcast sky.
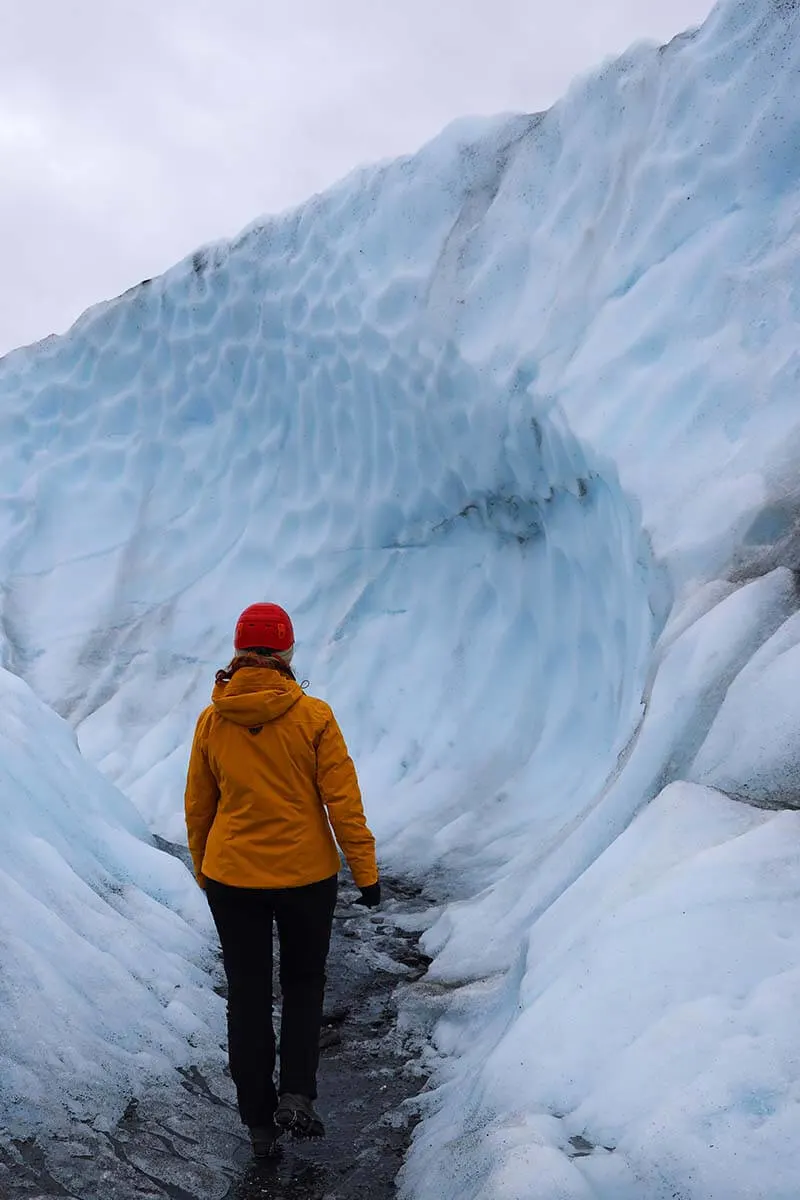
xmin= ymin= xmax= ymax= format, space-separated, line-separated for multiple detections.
xmin=0 ymin=0 xmax=715 ymax=356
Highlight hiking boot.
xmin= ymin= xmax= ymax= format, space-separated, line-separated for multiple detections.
xmin=248 ymin=1123 xmax=282 ymax=1159
xmin=274 ymin=1093 xmax=325 ymax=1138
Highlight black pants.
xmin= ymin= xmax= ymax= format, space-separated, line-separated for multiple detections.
xmin=205 ymin=874 xmax=338 ymax=1127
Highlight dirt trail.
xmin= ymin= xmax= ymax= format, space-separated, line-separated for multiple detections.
xmin=0 ymin=873 xmax=431 ymax=1200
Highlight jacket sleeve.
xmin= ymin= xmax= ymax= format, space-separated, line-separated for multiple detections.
xmin=316 ymin=711 xmax=378 ymax=888
xmin=184 ymin=710 xmax=219 ymax=889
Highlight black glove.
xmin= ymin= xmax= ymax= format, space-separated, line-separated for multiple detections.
xmin=355 ymin=882 xmax=381 ymax=908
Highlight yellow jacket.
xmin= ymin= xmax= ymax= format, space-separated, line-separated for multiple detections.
xmin=184 ymin=664 xmax=378 ymax=889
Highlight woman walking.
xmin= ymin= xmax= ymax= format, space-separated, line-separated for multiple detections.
xmin=184 ymin=603 xmax=380 ymax=1159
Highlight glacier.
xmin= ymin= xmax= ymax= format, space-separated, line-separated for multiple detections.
xmin=0 ymin=666 xmax=223 ymax=1136
xmin=1 ymin=0 xmax=800 ymax=1194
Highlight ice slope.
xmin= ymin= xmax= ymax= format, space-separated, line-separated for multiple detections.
xmin=0 ymin=667 xmax=223 ymax=1135
xmin=0 ymin=0 xmax=799 ymax=1192
xmin=405 ymin=780 xmax=800 ymax=1200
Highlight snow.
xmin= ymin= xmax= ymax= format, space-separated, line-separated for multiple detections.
xmin=0 ymin=0 xmax=799 ymax=1193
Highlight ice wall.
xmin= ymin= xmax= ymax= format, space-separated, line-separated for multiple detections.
xmin=1 ymin=0 xmax=799 ymax=1192
xmin=0 ymin=117 xmax=659 ymax=869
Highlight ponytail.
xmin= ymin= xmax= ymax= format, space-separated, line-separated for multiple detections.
xmin=215 ymin=651 xmax=297 ymax=685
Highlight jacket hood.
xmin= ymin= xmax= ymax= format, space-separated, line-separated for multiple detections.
xmin=212 ymin=666 xmax=304 ymax=726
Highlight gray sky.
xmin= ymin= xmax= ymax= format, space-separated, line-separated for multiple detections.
xmin=0 ymin=0 xmax=714 ymax=357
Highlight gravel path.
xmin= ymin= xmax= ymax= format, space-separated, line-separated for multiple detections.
xmin=0 ymin=870 xmax=431 ymax=1200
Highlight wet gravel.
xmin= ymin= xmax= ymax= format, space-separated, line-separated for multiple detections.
xmin=0 ymin=872 xmax=431 ymax=1200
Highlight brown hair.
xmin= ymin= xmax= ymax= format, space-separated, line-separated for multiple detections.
xmin=215 ymin=651 xmax=297 ymax=685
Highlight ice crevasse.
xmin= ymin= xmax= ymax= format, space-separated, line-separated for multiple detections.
xmin=1 ymin=0 xmax=800 ymax=1194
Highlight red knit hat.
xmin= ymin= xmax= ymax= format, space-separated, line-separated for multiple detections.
xmin=234 ymin=603 xmax=294 ymax=653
